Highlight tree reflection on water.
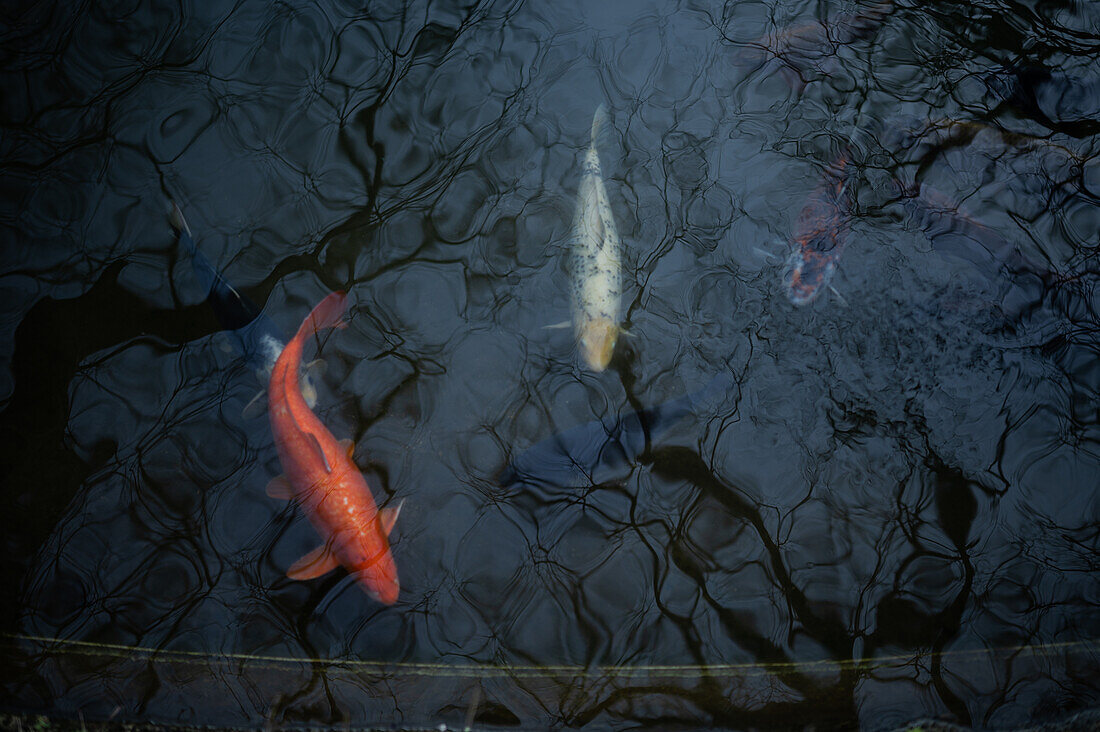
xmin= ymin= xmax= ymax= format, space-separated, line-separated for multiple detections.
xmin=1 ymin=0 xmax=1098 ymax=729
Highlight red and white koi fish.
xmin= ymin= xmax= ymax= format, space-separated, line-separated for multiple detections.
xmin=785 ymin=152 xmax=853 ymax=305
xmin=267 ymin=291 xmax=400 ymax=605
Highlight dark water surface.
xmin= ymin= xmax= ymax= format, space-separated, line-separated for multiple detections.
xmin=2 ymin=0 xmax=1099 ymax=729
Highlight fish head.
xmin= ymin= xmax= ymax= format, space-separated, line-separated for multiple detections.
xmin=784 ymin=243 xmax=838 ymax=306
xmin=578 ymin=317 xmax=618 ymax=371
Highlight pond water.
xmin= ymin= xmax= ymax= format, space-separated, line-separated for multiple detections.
xmin=1 ymin=0 xmax=1099 ymax=729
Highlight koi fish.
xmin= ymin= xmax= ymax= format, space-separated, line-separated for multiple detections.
xmin=169 ymin=202 xmax=318 ymax=409
xmin=890 ymin=179 xmax=1097 ymax=318
xmin=892 ymin=180 xmax=1054 ymax=279
xmin=876 ymin=115 xmax=1083 ymax=174
xmin=733 ymin=0 xmax=894 ymax=93
xmin=266 ymin=291 xmax=400 ymax=605
xmin=784 ymin=152 xmax=853 ymax=305
xmin=571 ymin=104 xmax=622 ymax=372
xmin=500 ymin=369 xmax=736 ymax=492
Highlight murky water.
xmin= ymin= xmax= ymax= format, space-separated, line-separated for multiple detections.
xmin=2 ymin=0 xmax=1098 ymax=729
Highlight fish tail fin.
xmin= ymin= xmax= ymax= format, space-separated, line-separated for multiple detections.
xmin=893 ymin=180 xmax=1019 ymax=271
xmin=296 ymin=291 xmax=349 ymax=340
xmin=168 ymin=200 xmax=219 ymax=295
xmin=590 ymin=103 xmax=611 ymax=150
xmin=591 ymin=104 xmax=608 ymax=142
xmin=848 ymin=0 xmax=895 ymax=36
xmin=168 ymin=200 xmax=192 ymax=238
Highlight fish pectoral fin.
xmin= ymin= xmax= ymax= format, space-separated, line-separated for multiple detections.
xmin=303 ymin=358 xmax=327 ymax=377
xmin=752 ymin=245 xmax=783 ymax=264
xmin=286 ymin=545 xmax=341 ymax=581
xmin=338 ymin=438 xmax=355 ymax=460
xmin=306 ymin=433 xmax=333 ymax=473
xmin=380 ymin=499 xmax=404 ymax=536
xmin=168 ymin=200 xmax=192 ymax=237
xmin=828 ymin=284 xmax=850 ymax=307
xmin=241 ymin=389 xmax=268 ymax=419
xmin=543 ymin=321 xmax=572 ymax=330
xmin=265 ymin=475 xmax=295 ymax=501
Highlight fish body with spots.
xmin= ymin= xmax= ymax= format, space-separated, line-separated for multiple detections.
xmin=570 ymin=105 xmax=622 ymax=372
xmin=785 ymin=152 xmax=853 ymax=305
xmin=267 ymin=292 xmax=400 ymax=605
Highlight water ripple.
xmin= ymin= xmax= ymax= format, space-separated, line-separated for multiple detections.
xmin=2 ymin=0 xmax=1099 ymax=728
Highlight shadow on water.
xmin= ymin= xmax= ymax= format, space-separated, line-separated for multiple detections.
xmin=0 ymin=263 xmax=222 ymax=628
xmin=1 ymin=0 xmax=1100 ymax=729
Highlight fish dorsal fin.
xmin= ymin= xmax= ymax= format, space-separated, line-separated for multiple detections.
xmin=589 ymin=104 xmax=619 ymax=165
xmin=265 ymin=475 xmax=295 ymax=501
xmin=286 ymin=545 xmax=340 ymax=581
xmin=306 ymin=433 xmax=332 ymax=473
xmin=380 ymin=499 xmax=404 ymax=536
xmin=593 ymin=206 xmax=607 ymax=247
xmin=338 ymin=438 xmax=355 ymax=460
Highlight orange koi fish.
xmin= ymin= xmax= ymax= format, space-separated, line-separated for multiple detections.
xmin=267 ymin=291 xmax=400 ymax=605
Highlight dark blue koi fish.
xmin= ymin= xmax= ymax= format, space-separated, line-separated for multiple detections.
xmin=891 ymin=180 xmax=1100 ymax=316
xmin=784 ymin=152 xmax=853 ymax=305
xmin=169 ymin=202 xmax=318 ymax=409
xmin=499 ymin=370 xmax=737 ymax=492
xmin=892 ymin=180 xmax=1053 ymax=280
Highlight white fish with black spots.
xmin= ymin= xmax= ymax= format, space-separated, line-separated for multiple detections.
xmin=570 ymin=104 xmax=622 ymax=372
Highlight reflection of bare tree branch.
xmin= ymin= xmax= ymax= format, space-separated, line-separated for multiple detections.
xmin=4 ymin=0 xmax=1100 ymax=726
xmin=649 ymin=446 xmax=855 ymax=662
xmin=720 ymin=0 xmax=895 ymax=93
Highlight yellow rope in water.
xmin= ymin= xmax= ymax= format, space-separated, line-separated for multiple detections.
xmin=2 ymin=632 xmax=1097 ymax=680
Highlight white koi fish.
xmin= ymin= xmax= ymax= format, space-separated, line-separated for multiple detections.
xmin=570 ymin=104 xmax=622 ymax=372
